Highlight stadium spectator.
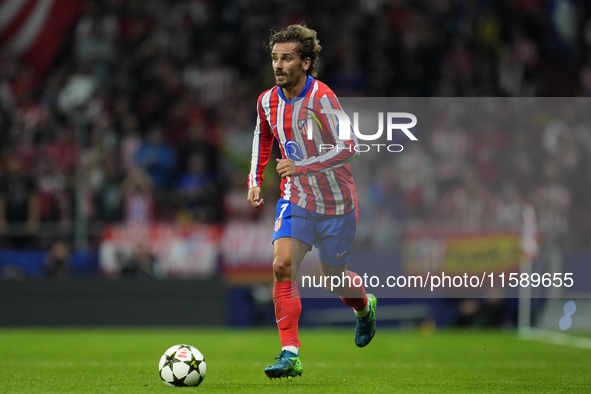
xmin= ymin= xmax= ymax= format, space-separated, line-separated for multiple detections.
xmin=118 ymin=242 xmax=156 ymax=279
xmin=0 ymin=155 xmax=40 ymax=249
xmin=173 ymin=153 xmax=218 ymax=222
xmin=93 ymin=155 xmax=124 ymax=223
xmin=122 ymin=168 xmax=154 ymax=226
xmin=118 ymin=113 xmax=142 ymax=176
xmin=44 ymin=240 xmax=71 ymax=279
xmin=35 ymin=155 xmax=70 ymax=224
xmin=81 ymin=122 xmax=108 ymax=193
xmin=134 ymin=125 xmax=176 ymax=191
xmin=179 ymin=119 xmax=218 ymax=177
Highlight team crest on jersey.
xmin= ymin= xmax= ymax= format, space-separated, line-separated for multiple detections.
xmin=297 ymin=118 xmax=309 ymax=134
xmin=297 ymin=107 xmax=329 ymax=138
xmin=274 ymin=218 xmax=282 ymax=231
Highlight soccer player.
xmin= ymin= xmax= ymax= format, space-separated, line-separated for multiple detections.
xmin=247 ymin=24 xmax=377 ymax=380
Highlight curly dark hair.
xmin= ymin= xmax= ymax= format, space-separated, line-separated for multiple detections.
xmin=267 ymin=24 xmax=322 ymax=78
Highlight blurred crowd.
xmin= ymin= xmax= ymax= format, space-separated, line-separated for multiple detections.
xmin=0 ymin=0 xmax=591 ymax=251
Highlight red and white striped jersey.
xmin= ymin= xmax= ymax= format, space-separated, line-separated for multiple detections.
xmin=248 ymin=75 xmax=359 ymax=215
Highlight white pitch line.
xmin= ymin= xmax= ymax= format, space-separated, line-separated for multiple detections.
xmin=520 ymin=328 xmax=591 ymax=350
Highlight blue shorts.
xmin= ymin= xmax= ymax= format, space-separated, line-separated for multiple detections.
xmin=272 ymin=199 xmax=357 ymax=266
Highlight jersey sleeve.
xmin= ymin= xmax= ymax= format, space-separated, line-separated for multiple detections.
xmin=248 ymin=93 xmax=273 ymax=188
xmin=294 ymin=93 xmax=359 ymax=177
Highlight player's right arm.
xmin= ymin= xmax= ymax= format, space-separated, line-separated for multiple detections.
xmin=247 ymin=92 xmax=273 ymax=208
xmin=247 ymin=186 xmax=263 ymax=208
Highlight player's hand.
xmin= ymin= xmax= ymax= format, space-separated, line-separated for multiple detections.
xmin=276 ymin=158 xmax=295 ymax=179
xmin=247 ymin=187 xmax=264 ymax=208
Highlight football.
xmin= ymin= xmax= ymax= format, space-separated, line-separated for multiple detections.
xmin=158 ymin=344 xmax=206 ymax=387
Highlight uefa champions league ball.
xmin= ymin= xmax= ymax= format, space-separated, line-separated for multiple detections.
xmin=158 ymin=344 xmax=206 ymax=387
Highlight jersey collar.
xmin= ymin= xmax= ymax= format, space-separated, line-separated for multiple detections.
xmin=277 ymin=74 xmax=313 ymax=105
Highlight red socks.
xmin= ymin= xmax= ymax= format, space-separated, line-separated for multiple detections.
xmin=339 ymin=271 xmax=368 ymax=312
xmin=273 ymin=273 xmax=366 ymax=348
xmin=273 ymin=281 xmax=302 ymax=348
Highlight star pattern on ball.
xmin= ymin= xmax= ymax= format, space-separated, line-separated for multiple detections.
xmin=159 ymin=344 xmax=205 ymax=387
xmin=165 ymin=355 xmax=175 ymax=368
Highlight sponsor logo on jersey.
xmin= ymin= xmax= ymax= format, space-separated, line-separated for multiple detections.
xmin=285 ymin=140 xmax=304 ymax=160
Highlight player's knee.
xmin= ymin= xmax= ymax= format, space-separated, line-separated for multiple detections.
xmin=273 ymin=256 xmax=292 ymax=280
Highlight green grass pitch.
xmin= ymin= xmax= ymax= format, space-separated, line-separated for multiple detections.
xmin=0 ymin=328 xmax=589 ymax=393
